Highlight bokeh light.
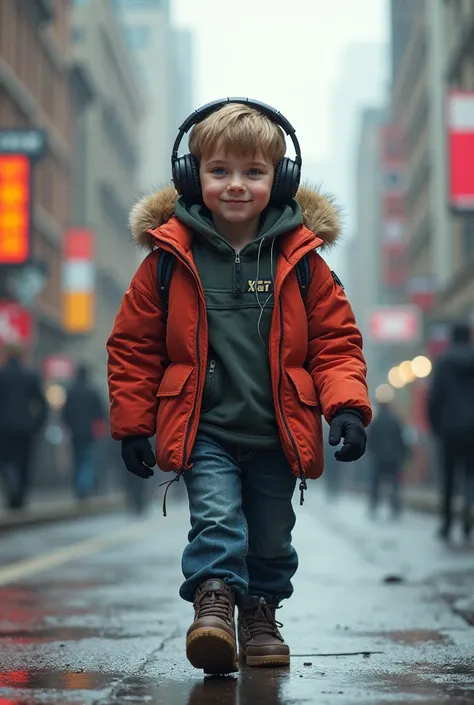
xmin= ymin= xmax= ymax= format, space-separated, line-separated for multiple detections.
xmin=388 ymin=366 xmax=405 ymax=389
xmin=375 ymin=383 xmax=396 ymax=404
xmin=411 ymin=355 xmax=432 ymax=378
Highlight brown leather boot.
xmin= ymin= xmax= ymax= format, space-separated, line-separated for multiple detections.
xmin=186 ymin=579 xmax=238 ymax=674
xmin=238 ymin=596 xmax=290 ymax=667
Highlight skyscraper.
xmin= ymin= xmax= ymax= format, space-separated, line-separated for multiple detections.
xmin=111 ymin=0 xmax=189 ymax=191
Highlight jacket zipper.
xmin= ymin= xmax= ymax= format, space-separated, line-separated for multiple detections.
xmin=277 ymin=289 xmax=307 ymax=506
xmin=208 ymin=359 xmax=216 ymax=396
xmin=155 ymin=241 xmax=205 ymax=468
xmin=234 ymin=250 xmax=241 ymax=296
xmin=183 ymin=302 xmax=202 ymax=464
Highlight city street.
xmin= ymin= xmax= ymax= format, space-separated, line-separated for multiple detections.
xmin=0 ymin=489 xmax=473 ymax=704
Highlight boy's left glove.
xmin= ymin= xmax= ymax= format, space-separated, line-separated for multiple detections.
xmin=328 ymin=410 xmax=367 ymax=462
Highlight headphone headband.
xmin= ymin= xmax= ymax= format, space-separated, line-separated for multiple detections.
xmin=171 ymin=97 xmax=302 ymax=167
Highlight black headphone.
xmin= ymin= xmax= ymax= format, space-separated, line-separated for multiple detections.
xmin=171 ymin=97 xmax=302 ymax=206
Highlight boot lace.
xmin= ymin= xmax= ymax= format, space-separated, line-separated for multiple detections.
xmin=195 ymin=587 xmax=233 ymax=624
xmin=242 ymin=598 xmax=283 ymax=639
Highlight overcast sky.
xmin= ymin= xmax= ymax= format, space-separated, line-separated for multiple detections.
xmin=171 ymin=0 xmax=389 ymax=274
xmin=172 ymin=0 xmax=389 ymax=164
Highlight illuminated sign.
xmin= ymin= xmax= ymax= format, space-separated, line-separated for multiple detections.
xmin=62 ymin=227 xmax=95 ymax=334
xmin=0 ymin=129 xmax=45 ymax=158
xmin=369 ymin=306 xmax=421 ymax=344
xmin=0 ymin=154 xmax=31 ymax=264
xmin=448 ymin=91 xmax=474 ymax=211
xmin=0 ymin=301 xmax=32 ymax=345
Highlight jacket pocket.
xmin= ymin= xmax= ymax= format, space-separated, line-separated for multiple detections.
xmin=155 ymin=363 xmax=195 ymax=470
xmin=284 ymin=366 xmax=323 ymax=479
xmin=285 ymin=366 xmax=320 ymax=408
xmin=156 ymin=363 xmax=194 ymax=398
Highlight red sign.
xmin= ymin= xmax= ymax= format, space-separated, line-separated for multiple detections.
xmin=0 ymin=154 xmax=31 ymax=263
xmin=409 ymin=275 xmax=437 ymax=311
xmin=369 ymin=306 xmax=421 ymax=343
xmin=64 ymin=227 xmax=94 ymax=260
xmin=427 ymin=322 xmax=450 ymax=360
xmin=448 ymin=91 xmax=474 ymax=210
xmin=43 ymin=354 xmax=75 ymax=380
xmin=0 ymin=301 xmax=32 ymax=344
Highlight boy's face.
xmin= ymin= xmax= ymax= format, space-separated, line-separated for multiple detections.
xmin=199 ymin=148 xmax=274 ymax=224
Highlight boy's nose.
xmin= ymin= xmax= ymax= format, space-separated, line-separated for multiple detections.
xmin=227 ymin=179 xmax=245 ymax=192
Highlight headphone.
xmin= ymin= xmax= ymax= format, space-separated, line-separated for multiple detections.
xmin=171 ymin=97 xmax=302 ymax=206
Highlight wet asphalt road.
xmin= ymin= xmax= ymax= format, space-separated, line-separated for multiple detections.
xmin=0 ymin=488 xmax=473 ymax=704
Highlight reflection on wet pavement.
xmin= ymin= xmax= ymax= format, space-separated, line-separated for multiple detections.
xmin=0 ymin=499 xmax=472 ymax=704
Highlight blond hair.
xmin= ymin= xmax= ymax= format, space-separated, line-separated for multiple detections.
xmin=188 ymin=103 xmax=286 ymax=165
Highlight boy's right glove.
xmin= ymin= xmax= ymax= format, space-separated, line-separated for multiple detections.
xmin=121 ymin=436 xmax=156 ymax=478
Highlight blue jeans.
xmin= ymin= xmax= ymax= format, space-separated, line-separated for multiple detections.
xmin=180 ymin=432 xmax=298 ymax=603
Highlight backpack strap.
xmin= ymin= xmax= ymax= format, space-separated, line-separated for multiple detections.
xmin=157 ymin=250 xmax=175 ymax=311
xmin=157 ymin=250 xmax=338 ymax=309
xmin=295 ymin=254 xmax=311 ymax=302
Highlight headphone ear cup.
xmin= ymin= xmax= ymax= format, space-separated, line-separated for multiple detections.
xmin=172 ymin=154 xmax=202 ymax=204
xmin=172 ymin=156 xmax=185 ymax=195
xmin=271 ymin=157 xmax=301 ymax=205
xmin=187 ymin=154 xmax=202 ymax=203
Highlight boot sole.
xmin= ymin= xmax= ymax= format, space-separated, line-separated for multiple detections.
xmin=240 ymin=650 xmax=290 ymax=668
xmin=187 ymin=627 xmax=238 ymax=674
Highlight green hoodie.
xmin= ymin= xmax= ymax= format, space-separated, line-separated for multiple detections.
xmin=175 ymin=198 xmax=303 ymax=448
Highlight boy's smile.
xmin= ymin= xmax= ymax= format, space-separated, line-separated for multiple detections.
xmin=199 ymin=149 xmax=275 ymax=238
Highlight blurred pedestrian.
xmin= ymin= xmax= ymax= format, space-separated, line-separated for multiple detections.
xmin=62 ymin=363 xmax=107 ymax=500
xmin=0 ymin=343 xmax=47 ymax=509
xmin=108 ymin=99 xmax=371 ymax=674
xmin=427 ymin=321 xmax=474 ymax=541
xmin=367 ymin=400 xmax=408 ymax=519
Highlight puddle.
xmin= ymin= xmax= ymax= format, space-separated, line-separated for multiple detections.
xmin=362 ymin=629 xmax=453 ymax=646
xmin=0 ymin=626 xmax=163 ymax=642
xmin=0 ymin=669 xmax=118 ymax=692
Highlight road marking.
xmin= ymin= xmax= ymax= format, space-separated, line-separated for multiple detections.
xmin=0 ymin=519 xmax=155 ymax=586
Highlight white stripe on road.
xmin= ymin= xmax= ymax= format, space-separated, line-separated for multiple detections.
xmin=0 ymin=519 xmax=155 ymax=585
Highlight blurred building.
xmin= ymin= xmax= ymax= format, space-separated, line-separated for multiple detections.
xmin=390 ymin=1 xmax=437 ymax=324
xmin=390 ymin=0 xmax=474 ymax=347
xmin=0 ymin=1 xmax=76 ymax=362
xmin=438 ymin=0 xmax=474 ymax=321
xmin=111 ymin=0 xmax=183 ymax=191
xmin=347 ymin=107 xmax=386 ymax=395
xmin=70 ymin=0 xmax=143 ymax=388
xmin=172 ymin=28 xmax=195 ymax=128
xmin=331 ymin=43 xmax=388 ymax=284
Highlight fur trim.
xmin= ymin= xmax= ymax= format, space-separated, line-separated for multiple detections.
xmin=130 ymin=182 xmax=340 ymax=251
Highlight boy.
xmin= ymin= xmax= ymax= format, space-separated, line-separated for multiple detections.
xmin=107 ymin=98 xmax=371 ymax=675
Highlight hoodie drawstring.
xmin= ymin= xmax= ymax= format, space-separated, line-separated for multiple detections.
xmin=159 ymin=470 xmax=184 ymax=517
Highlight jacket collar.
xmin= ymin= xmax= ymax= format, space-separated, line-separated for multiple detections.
xmin=130 ymin=183 xmax=341 ymax=259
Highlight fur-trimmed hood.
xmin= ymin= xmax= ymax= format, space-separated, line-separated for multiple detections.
xmin=130 ymin=183 xmax=340 ymax=251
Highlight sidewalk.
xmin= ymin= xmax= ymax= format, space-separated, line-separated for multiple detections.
xmin=0 ymin=481 xmax=442 ymax=532
xmin=0 ymin=489 xmax=126 ymax=531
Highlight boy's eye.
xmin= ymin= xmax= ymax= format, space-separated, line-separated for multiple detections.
xmin=248 ymin=168 xmax=262 ymax=177
xmin=212 ymin=167 xmax=226 ymax=176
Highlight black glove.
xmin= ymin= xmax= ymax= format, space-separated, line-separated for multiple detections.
xmin=328 ymin=410 xmax=367 ymax=462
xmin=121 ymin=436 xmax=156 ymax=478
